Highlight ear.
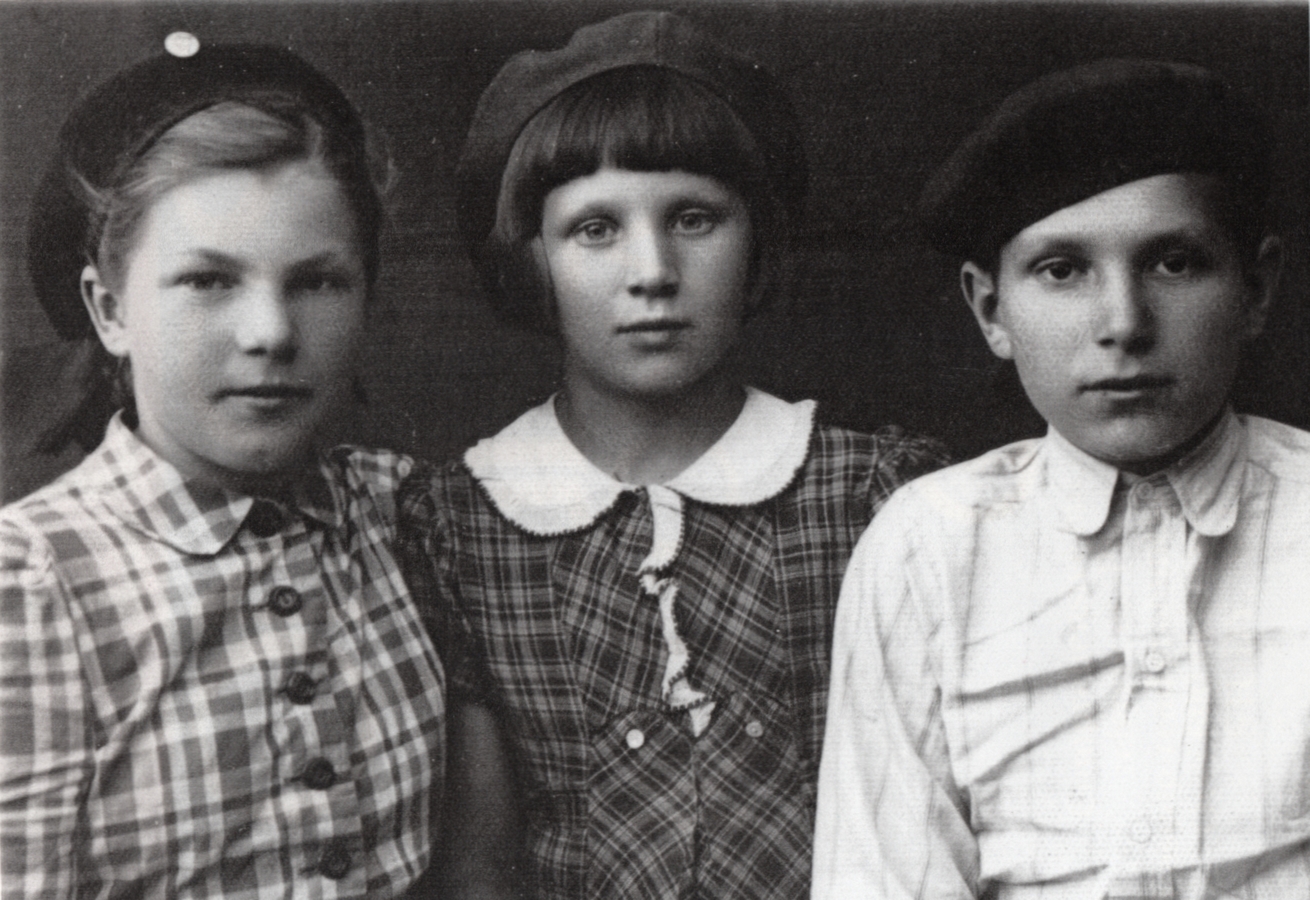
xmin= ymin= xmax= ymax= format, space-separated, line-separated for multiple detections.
xmin=80 ymin=264 xmax=131 ymax=358
xmin=1241 ymin=235 xmax=1282 ymax=341
xmin=960 ymin=261 xmax=1014 ymax=359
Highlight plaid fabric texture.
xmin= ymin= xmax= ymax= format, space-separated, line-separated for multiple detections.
xmin=0 ymin=417 xmax=445 ymax=900
xmin=814 ymin=413 xmax=1310 ymax=900
xmin=399 ymin=420 xmax=946 ymax=900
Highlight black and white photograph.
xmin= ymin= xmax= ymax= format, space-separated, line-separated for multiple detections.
xmin=1 ymin=1 xmax=1307 ymax=897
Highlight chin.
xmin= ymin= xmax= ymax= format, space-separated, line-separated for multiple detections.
xmin=224 ymin=434 xmax=319 ymax=478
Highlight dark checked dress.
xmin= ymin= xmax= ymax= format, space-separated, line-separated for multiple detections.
xmin=400 ymin=388 xmax=946 ymax=900
xmin=0 ymin=413 xmax=445 ymax=900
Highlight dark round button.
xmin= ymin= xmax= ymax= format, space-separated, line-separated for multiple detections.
xmin=245 ymin=501 xmax=284 ymax=538
xmin=300 ymin=757 xmax=337 ymax=790
xmin=268 ymin=586 xmax=302 ymax=617
xmin=284 ymin=672 xmax=317 ymax=705
xmin=317 ymin=840 xmax=352 ymax=880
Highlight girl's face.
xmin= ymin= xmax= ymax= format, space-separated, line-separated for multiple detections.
xmin=83 ymin=159 xmax=367 ymax=492
xmin=540 ymin=167 xmax=753 ymax=402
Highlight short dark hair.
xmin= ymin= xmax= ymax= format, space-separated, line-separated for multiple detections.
xmin=481 ymin=67 xmax=791 ymax=332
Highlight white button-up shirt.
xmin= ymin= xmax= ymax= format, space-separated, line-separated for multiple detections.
xmin=814 ymin=413 xmax=1310 ymax=900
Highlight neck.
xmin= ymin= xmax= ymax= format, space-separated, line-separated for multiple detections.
xmin=556 ymin=376 xmax=745 ymax=485
xmin=1116 ymin=407 xmax=1229 ymax=478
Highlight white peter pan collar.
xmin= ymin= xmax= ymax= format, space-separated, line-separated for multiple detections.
xmin=464 ymin=387 xmax=817 ymax=537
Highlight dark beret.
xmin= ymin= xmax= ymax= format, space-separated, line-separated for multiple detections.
xmin=917 ymin=58 xmax=1271 ymax=261
xmin=27 ymin=39 xmax=364 ymax=340
xmin=455 ymin=10 xmax=806 ymax=258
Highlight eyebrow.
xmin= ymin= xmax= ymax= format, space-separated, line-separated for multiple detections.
xmin=1015 ymin=223 xmax=1221 ymax=260
xmin=1008 ymin=237 xmax=1089 ymax=268
xmin=174 ymin=248 xmax=244 ymax=269
xmin=286 ymin=251 xmax=358 ymax=273
xmin=165 ymin=249 xmax=356 ymax=274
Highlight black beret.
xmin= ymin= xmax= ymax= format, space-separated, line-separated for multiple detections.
xmin=455 ymin=10 xmax=806 ymax=258
xmin=27 ymin=39 xmax=364 ymax=340
xmin=917 ymin=58 xmax=1271 ymax=261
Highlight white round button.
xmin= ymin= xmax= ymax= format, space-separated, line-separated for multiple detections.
xmin=164 ymin=31 xmax=201 ymax=58
xmin=745 ymin=720 xmax=764 ymax=738
xmin=1129 ymin=818 xmax=1152 ymax=843
xmin=1142 ymin=649 xmax=1167 ymax=674
xmin=625 ymin=728 xmax=645 ymax=750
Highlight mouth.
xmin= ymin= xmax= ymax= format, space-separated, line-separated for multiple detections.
xmin=220 ymin=384 xmax=314 ymax=402
xmin=616 ymin=320 xmax=691 ymax=335
xmin=1080 ymin=375 xmax=1173 ymax=395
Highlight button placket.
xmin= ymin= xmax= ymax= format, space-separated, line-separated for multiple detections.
xmin=300 ymin=757 xmax=337 ymax=791
xmin=317 ymin=839 xmax=352 ymax=879
xmin=284 ymin=671 xmax=318 ymax=705
xmin=268 ymin=586 xmax=303 ymax=617
xmin=1116 ymin=474 xmax=1199 ymax=871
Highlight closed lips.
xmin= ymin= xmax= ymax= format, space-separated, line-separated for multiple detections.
xmin=1082 ymin=375 xmax=1172 ymax=392
xmin=617 ymin=320 xmax=690 ymax=333
xmin=223 ymin=384 xmax=313 ymax=398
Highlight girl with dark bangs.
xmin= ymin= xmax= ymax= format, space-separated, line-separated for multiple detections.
xmin=399 ymin=12 xmax=946 ymax=899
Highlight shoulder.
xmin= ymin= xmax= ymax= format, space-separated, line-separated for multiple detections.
xmin=803 ymin=421 xmax=950 ymax=512
xmin=867 ymin=436 xmax=1045 ymax=535
xmin=318 ymin=445 xmax=418 ymax=538
xmin=1241 ymin=415 xmax=1310 ymax=484
xmin=818 ymin=422 xmax=950 ymax=474
xmin=0 ymin=454 xmax=120 ymax=592
xmin=326 ymin=445 xmax=416 ymax=493
xmin=396 ymin=455 xmax=507 ymax=540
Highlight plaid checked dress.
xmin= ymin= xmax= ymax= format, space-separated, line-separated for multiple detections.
xmin=399 ymin=388 xmax=946 ymax=900
xmin=0 ymin=415 xmax=446 ymax=900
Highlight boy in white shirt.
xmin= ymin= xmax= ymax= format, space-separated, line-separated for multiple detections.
xmin=812 ymin=59 xmax=1306 ymax=900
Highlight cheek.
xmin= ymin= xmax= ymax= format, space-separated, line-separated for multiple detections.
xmin=1169 ymin=290 xmax=1249 ymax=367
xmin=1002 ymin=308 xmax=1081 ymax=379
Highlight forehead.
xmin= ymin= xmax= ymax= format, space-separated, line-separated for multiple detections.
xmin=134 ymin=161 xmax=360 ymax=259
xmin=1004 ymin=173 xmax=1227 ymax=253
xmin=543 ymin=166 xmax=743 ymax=211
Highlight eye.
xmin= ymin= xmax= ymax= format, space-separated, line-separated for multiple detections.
xmin=671 ymin=208 xmax=721 ymax=235
xmin=1151 ymin=248 xmax=1210 ymax=278
xmin=288 ymin=271 xmax=355 ymax=295
xmin=571 ymin=219 xmax=617 ymax=246
xmin=1032 ymin=256 xmax=1086 ymax=285
xmin=176 ymin=270 xmax=236 ymax=292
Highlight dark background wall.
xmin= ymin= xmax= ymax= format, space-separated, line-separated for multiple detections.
xmin=3 ymin=0 xmax=1307 ymax=501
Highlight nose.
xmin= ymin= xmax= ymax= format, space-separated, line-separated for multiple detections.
xmin=626 ymin=221 xmax=678 ymax=300
xmin=234 ymin=283 xmax=296 ymax=360
xmin=1096 ymin=267 xmax=1154 ymax=353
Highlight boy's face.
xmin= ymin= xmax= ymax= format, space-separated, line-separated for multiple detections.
xmin=83 ymin=160 xmax=367 ymax=493
xmin=541 ymin=166 xmax=753 ymax=402
xmin=962 ymin=173 xmax=1278 ymax=474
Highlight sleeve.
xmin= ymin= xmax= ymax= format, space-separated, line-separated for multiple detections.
xmin=0 ymin=519 xmax=93 ymax=899
xmin=395 ymin=465 xmax=493 ymax=704
xmin=811 ymin=489 xmax=979 ymax=900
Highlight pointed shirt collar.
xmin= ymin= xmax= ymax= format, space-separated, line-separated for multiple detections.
xmin=92 ymin=413 xmax=345 ymax=555
xmin=464 ymin=387 xmax=817 ymax=536
xmin=1044 ymin=409 xmax=1246 ymax=538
